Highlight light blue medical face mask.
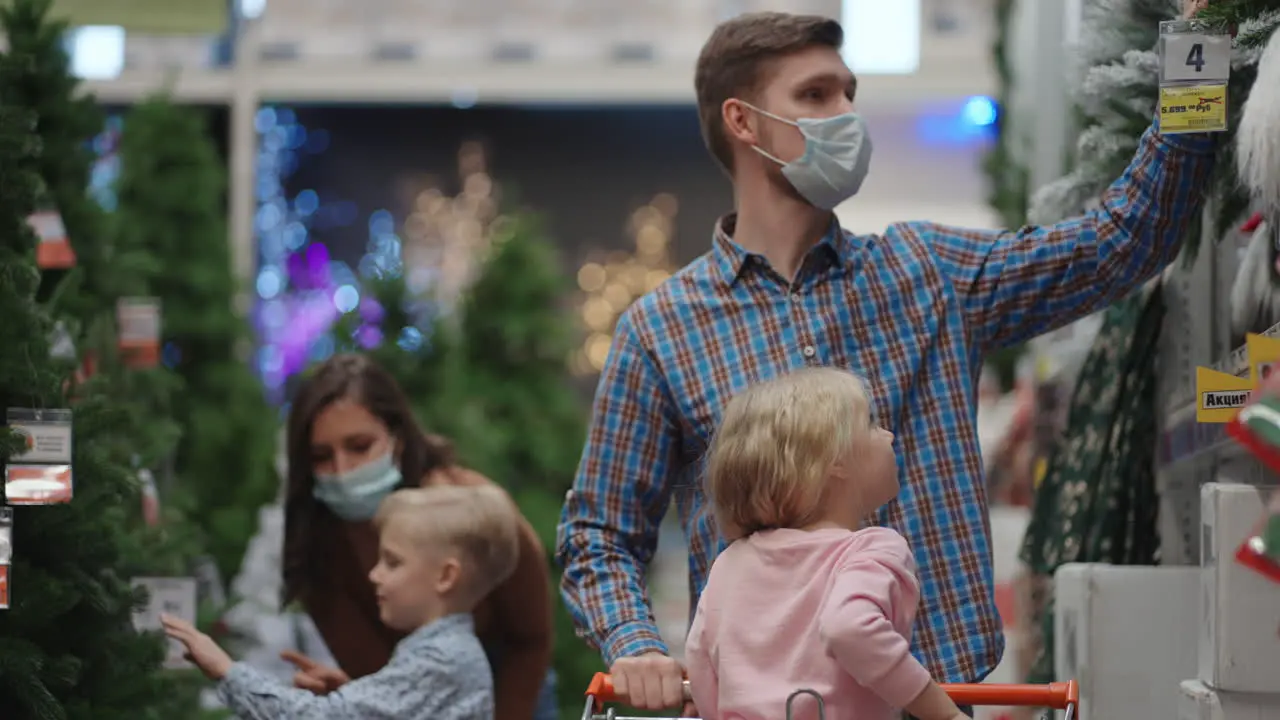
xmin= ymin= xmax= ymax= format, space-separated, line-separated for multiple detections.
xmin=313 ymin=451 xmax=403 ymax=521
xmin=742 ymin=102 xmax=874 ymax=210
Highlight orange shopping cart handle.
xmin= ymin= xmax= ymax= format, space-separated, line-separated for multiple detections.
xmin=585 ymin=673 xmax=1079 ymax=711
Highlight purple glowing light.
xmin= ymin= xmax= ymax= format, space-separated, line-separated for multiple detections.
xmin=354 ymin=324 xmax=383 ymax=350
xmin=359 ymin=296 xmax=384 ymax=325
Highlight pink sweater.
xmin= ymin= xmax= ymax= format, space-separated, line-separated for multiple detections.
xmin=685 ymin=527 xmax=931 ymax=720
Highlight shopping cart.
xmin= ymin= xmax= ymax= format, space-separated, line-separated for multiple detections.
xmin=581 ymin=672 xmax=1079 ymax=720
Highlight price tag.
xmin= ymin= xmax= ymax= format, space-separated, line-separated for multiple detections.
xmin=131 ymin=577 xmax=198 ymax=669
xmin=6 ymin=408 xmax=73 ymax=465
xmin=1159 ymin=84 xmax=1228 ymax=133
xmin=0 ymin=508 xmax=11 ymax=611
xmin=1158 ymin=20 xmax=1231 ymax=134
xmin=117 ymin=297 xmax=161 ymax=368
xmin=0 ymin=508 xmax=11 ymax=566
xmin=4 ymin=465 xmax=73 ymax=505
xmin=28 ymin=211 xmax=76 ymax=270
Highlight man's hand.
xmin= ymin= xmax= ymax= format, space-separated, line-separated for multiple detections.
xmin=1183 ymin=0 xmax=1209 ymax=18
xmin=161 ymin=613 xmax=234 ymax=681
xmin=610 ymin=652 xmax=686 ymax=710
xmin=281 ymin=650 xmax=350 ymax=695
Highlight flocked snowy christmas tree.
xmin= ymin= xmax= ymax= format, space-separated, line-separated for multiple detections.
xmin=1008 ymin=0 xmax=1280 ymax=688
xmin=1028 ymin=0 xmax=1278 ymax=242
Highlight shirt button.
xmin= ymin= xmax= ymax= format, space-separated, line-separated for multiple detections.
xmin=790 ymin=293 xmax=801 ymax=303
xmin=802 ymin=345 xmax=816 ymax=358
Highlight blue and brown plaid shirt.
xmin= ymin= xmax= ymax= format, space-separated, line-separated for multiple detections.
xmin=557 ymin=119 xmax=1215 ymax=683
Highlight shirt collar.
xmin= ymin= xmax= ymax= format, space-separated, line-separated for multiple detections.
xmin=394 ymin=613 xmax=474 ymax=658
xmin=710 ymin=212 xmax=852 ymax=288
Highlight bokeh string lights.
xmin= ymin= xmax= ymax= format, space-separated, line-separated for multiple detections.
xmin=571 ymin=193 xmax=678 ymax=376
xmin=89 ymin=115 xmax=125 ymax=211
xmin=252 ymin=106 xmax=399 ymax=402
xmin=252 ymin=110 xmax=503 ymax=402
xmin=399 ymin=141 xmax=500 ymax=317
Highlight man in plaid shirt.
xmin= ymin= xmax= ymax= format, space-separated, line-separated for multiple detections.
xmin=557 ymin=10 xmax=1215 ymax=711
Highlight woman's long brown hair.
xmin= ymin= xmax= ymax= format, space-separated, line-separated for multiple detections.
xmin=280 ymin=353 xmax=453 ymax=608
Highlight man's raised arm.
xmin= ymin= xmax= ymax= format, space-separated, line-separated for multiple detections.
xmin=556 ymin=311 xmax=682 ymax=665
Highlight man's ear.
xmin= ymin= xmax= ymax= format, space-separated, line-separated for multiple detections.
xmin=721 ymin=98 xmax=757 ymax=145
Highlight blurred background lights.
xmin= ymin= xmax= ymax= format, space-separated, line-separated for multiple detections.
xmin=451 ymin=88 xmax=479 ymax=109
xmin=914 ymin=96 xmax=1000 ymax=147
xmin=67 ymin=25 xmax=126 ymax=80
xmin=256 ymin=266 xmax=284 ymax=299
xmin=571 ymin=194 xmax=678 ymax=375
xmin=962 ymin=95 xmax=998 ymax=128
xmin=841 ymin=0 xmax=920 ymax=75
xmin=333 ymin=285 xmax=360 ymax=313
xmin=238 ymin=0 xmax=267 ymax=20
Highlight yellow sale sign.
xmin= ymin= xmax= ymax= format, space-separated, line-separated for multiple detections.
xmin=1196 ymin=366 xmax=1252 ymax=423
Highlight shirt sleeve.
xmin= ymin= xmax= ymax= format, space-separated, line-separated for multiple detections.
xmin=817 ymin=533 xmax=932 ymax=710
xmin=217 ymin=646 xmax=487 ymax=720
xmin=924 ymin=119 xmax=1216 ymax=354
xmin=556 ymin=311 xmax=682 ymax=665
xmin=684 ymin=603 xmax=720 ymax=720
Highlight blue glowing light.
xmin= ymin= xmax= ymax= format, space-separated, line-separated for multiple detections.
xmin=962 ymin=96 xmax=998 ymax=128
xmin=256 ymin=266 xmax=284 ymax=299
xmin=294 ymin=189 xmax=320 ymax=216
xmin=333 ymin=284 xmax=360 ymax=313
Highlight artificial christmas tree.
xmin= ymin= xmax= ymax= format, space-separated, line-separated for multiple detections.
xmin=443 ymin=214 xmax=586 ymax=500
xmin=1028 ymin=0 xmax=1278 ymax=247
xmin=1 ymin=0 xmax=113 ymax=323
xmin=1008 ymin=0 xmax=1280 ymax=689
xmin=114 ymin=96 xmax=277 ymax=582
xmin=0 ymin=56 xmax=176 ymax=720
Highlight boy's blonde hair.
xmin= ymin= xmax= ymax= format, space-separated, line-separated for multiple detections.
xmin=374 ymin=484 xmax=521 ymax=603
xmin=706 ymin=367 xmax=874 ymax=540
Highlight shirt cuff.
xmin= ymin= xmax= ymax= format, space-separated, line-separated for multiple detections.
xmin=603 ymin=621 xmax=670 ymax=666
xmin=875 ymin=652 xmax=934 ymax=711
xmin=217 ymin=662 xmax=276 ymax=705
xmin=1151 ymin=115 xmax=1219 ymax=154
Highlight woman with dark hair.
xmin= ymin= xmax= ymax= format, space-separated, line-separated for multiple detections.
xmin=279 ymin=353 xmax=556 ymax=720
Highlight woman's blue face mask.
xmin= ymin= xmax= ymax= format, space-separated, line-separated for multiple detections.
xmin=312 ymin=451 xmax=403 ymax=521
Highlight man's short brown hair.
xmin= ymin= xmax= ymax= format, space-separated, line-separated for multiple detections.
xmin=694 ymin=12 xmax=843 ymax=174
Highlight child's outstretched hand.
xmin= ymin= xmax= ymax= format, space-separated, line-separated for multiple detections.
xmin=281 ymin=650 xmax=350 ymax=694
xmin=161 ymin=613 xmax=233 ymax=681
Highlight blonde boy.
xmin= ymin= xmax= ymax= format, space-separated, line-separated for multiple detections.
xmin=685 ymin=368 xmax=968 ymax=720
xmin=164 ymin=485 xmax=520 ymax=720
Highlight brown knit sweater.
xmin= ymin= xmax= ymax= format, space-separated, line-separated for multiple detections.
xmin=305 ymin=467 xmax=554 ymax=720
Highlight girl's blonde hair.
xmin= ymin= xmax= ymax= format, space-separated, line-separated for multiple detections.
xmin=375 ymin=485 xmax=521 ymax=603
xmin=706 ymin=367 xmax=873 ymax=540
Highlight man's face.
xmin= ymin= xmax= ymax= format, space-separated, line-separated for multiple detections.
xmin=749 ymin=45 xmax=857 ymax=165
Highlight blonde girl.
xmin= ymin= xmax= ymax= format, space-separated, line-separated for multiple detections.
xmin=685 ymin=367 xmax=969 ymax=720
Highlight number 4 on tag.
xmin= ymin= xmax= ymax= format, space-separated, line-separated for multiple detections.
xmin=1186 ymin=42 xmax=1206 ymax=72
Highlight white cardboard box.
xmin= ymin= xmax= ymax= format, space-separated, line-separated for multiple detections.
xmin=1200 ymin=483 xmax=1280 ymax=693
xmin=1179 ymin=679 xmax=1280 ymax=720
xmin=1054 ymin=563 xmax=1199 ymax=720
